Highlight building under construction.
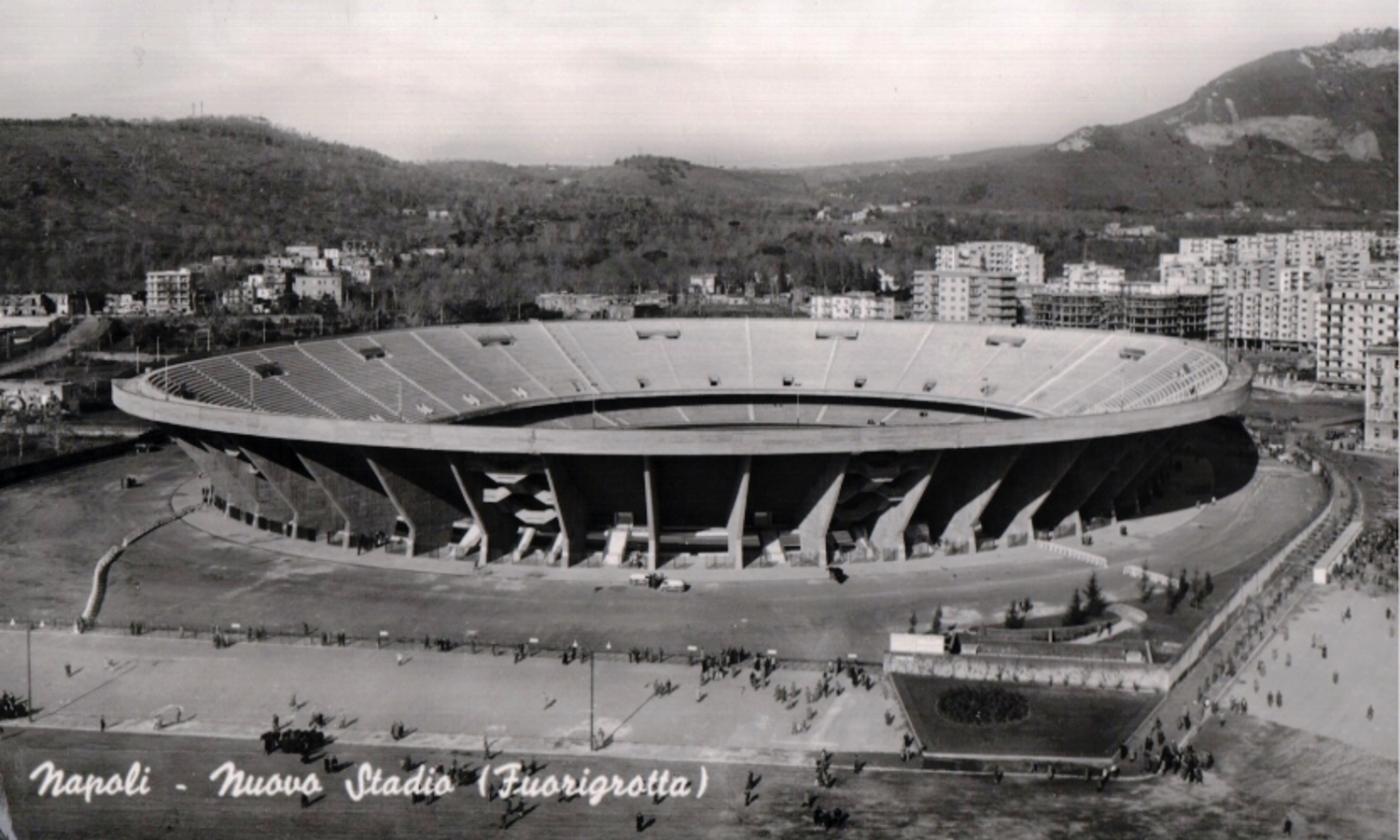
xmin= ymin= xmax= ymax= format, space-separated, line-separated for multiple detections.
xmin=1029 ymin=288 xmax=1216 ymax=340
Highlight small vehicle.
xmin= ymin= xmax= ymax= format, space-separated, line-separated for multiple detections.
xmin=659 ymin=578 xmax=689 ymax=593
xmin=628 ymin=573 xmax=650 ymax=587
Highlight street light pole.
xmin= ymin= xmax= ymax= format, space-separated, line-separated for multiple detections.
xmin=26 ymin=623 xmax=33 ymax=721
xmin=589 ymin=654 xmax=596 ymax=751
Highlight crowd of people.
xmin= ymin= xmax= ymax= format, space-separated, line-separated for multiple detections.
xmin=259 ymin=724 xmax=330 ymax=758
xmin=697 ymin=646 xmax=750 ymax=684
xmin=1140 ymin=718 xmax=1212 ymax=782
xmin=1331 ymin=521 xmax=1398 ymax=594
xmin=0 ymin=690 xmax=29 ymax=720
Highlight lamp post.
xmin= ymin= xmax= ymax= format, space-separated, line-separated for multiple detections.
xmin=26 ymin=623 xmax=33 ymax=721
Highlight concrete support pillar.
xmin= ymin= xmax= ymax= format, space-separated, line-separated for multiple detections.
xmin=1116 ymin=436 xmax=1178 ymax=518
xmin=1083 ymin=433 xmax=1169 ymax=521
xmin=923 ymin=447 xmax=1021 ymax=551
xmin=642 ymin=456 xmax=659 ymax=571
xmin=1029 ymin=439 xmax=1131 ymax=536
xmin=796 ymin=454 xmax=847 ymax=567
xmin=192 ymin=432 xmax=293 ymax=524
xmin=727 ymin=455 xmax=752 ymax=569
xmin=977 ymin=441 xmax=1088 ymax=541
xmin=365 ymin=449 xmax=468 ymax=557
xmin=869 ymin=454 xmax=939 ymax=561
xmin=450 ymin=459 xmax=517 ymax=567
xmin=543 ymin=456 xmax=589 ymax=567
xmin=239 ymin=438 xmax=343 ymax=536
xmin=297 ymin=442 xmax=399 ymax=548
xmin=170 ymin=433 xmax=227 ymax=501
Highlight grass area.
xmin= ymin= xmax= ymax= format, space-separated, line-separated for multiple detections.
xmin=892 ymin=675 xmax=1152 ymax=758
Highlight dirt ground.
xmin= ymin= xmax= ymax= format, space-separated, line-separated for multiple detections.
xmin=0 ymin=441 xmax=1324 ymax=662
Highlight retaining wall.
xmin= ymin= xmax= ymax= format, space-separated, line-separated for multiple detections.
xmin=885 ymin=651 xmax=1170 ymax=693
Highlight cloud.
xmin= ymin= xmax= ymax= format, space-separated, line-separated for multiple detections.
xmin=0 ymin=0 xmax=1393 ymax=165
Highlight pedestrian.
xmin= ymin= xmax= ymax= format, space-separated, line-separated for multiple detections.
xmin=99 ymin=716 xmax=106 ymax=732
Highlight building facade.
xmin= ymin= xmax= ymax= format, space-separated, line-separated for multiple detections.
xmin=145 ymin=269 xmax=195 ymax=315
xmin=1061 ymin=262 xmax=1126 ymax=294
xmin=911 ymin=269 xmax=1018 ymax=323
xmin=935 ymin=242 xmax=1044 ymax=286
xmin=292 ymin=273 xmax=344 ymax=306
xmin=1364 ymin=344 xmax=1399 ymax=452
xmin=1315 ymin=272 xmax=1400 ymax=388
xmin=1219 ymin=289 xmax=1319 ymax=351
xmin=809 ymin=292 xmax=896 ymax=321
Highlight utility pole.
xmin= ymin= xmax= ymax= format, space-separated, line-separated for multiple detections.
xmin=26 ymin=623 xmax=33 ymax=721
xmin=589 ymin=654 xmax=596 ymax=751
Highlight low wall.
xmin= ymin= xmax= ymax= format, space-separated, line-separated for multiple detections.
xmin=1312 ymin=521 xmax=1362 ymax=584
xmin=81 ymin=502 xmax=201 ymax=624
xmin=1165 ymin=485 xmax=1336 ymax=687
xmin=885 ymin=651 xmax=1170 ymax=693
xmin=0 ymin=429 xmax=163 ymax=488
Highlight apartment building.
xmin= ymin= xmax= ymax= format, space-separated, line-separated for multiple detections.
xmin=145 ymin=269 xmax=195 ymax=315
xmin=292 ymin=272 xmax=344 ymax=306
xmin=911 ymin=269 xmax=1018 ymax=323
xmin=809 ymin=292 xmax=895 ymax=321
xmin=1364 ymin=344 xmax=1398 ymax=452
xmin=1061 ymin=262 xmax=1126 ymax=294
xmin=935 ymin=241 xmax=1045 ymax=286
xmin=1219 ymin=288 xmax=1320 ymax=351
xmin=1315 ymin=270 xmax=1400 ymax=388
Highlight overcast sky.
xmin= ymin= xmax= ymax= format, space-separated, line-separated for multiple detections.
xmin=0 ymin=0 xmax=1393 ymax=166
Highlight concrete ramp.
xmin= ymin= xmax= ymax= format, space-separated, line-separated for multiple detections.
xmin=604 ymin=526 xmax=630 ymax=566
xmin=513 ymin=526 xmax=537 ymax=560
xmin=760 ymin=530 xmax=786 ymax=565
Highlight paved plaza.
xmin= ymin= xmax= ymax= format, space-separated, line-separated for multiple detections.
xmin=0 ymin=628 xmax=895 ymax=763
xmin=1220 ymin=585 xmax=1399 ymax=761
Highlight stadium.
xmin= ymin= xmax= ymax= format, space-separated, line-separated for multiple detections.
xmin=112 ymin=319 xmax=1250 ymax=570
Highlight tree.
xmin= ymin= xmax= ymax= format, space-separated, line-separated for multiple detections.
xmin=1004 ymin=602 xmax=1025 ymax=630
xmin=1083 ymin=572 xmax=1108 ymax=619
xmin=1063 ymin=589 xmax=1085 ymax=627
xmin=1203 ymin=572 xmax=1214 ymax=598
xmin=1138 ymin=565 xmax=1155 ymax=604
xmin=909 ymin=610 xmax=918 ymax=634
xmin=930 ymin=605 xmax=943 ymax=635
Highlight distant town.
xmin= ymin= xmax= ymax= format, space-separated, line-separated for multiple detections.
xmin=1 ymin=224 xmax=1396 ymax=453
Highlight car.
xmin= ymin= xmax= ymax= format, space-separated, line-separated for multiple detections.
xmin=628 ymin=573 xmax=650 ymax=587
xmin=659 ymin=579 xmax=689 ymax=593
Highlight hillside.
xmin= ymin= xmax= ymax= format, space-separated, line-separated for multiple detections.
xmin=0 ymin=116 xmax=477 ymax=291
xmin=0 ymin=30 xmax=1393 ymax=292
xmin=817 ymin=29 xmax=1398 ymax=211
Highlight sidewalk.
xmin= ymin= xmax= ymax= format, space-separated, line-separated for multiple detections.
xmin=0 ymin=627 xmax=898 ymax=766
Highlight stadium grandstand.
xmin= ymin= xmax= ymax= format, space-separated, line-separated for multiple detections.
xmin=114 ymin=319 xmax=1248 ymax=569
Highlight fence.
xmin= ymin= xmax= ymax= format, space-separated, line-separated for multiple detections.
xmin=1033 ymin=538 xmax=1108 ymax=569
xmin=80 ymin=503 xmax=201 ymax=624
xmin=1164 ymin=454 xmax=1345 ymax=687
xmin=0 ymin=429 xmax=163 ymax=488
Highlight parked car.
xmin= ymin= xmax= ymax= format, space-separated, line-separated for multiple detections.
xmin=659 ymin=578 xmax=689 ymax=593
